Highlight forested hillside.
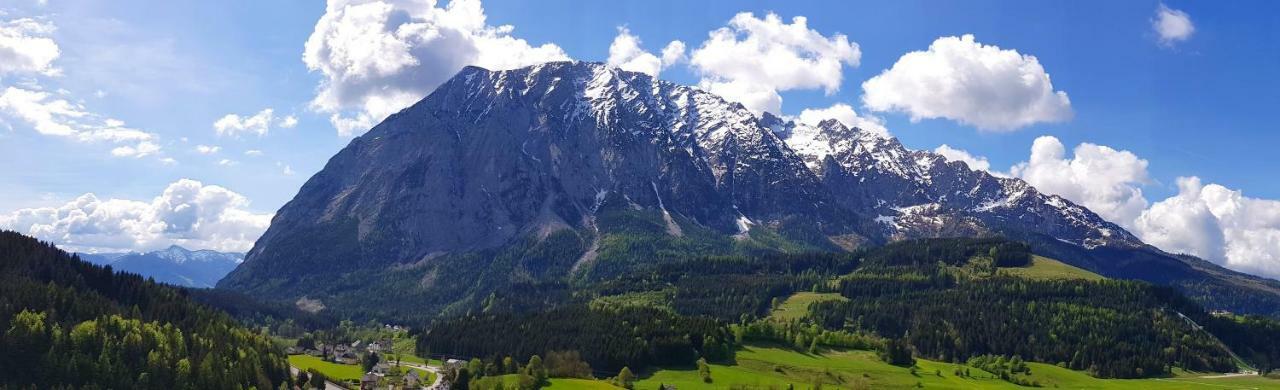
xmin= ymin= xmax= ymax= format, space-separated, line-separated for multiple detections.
xmin=0 ymin=231 xmax=292 ymax=389
xmin=414 ymin=237 xmax=1280 ymax=384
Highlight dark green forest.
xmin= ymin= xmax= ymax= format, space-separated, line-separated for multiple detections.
xmin=0 ymin=231 xmax=292 ymax=389
xmin=412 ymin=236 xmax=1280 ymax=380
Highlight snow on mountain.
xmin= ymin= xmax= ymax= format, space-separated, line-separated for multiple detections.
xmin=80 ymin=246 xmax=243 ymax=288
xmin=222 ymin=61 xmax=1152 ymax=297
xmin=772 ymin=114 xmax=1142 ymax=249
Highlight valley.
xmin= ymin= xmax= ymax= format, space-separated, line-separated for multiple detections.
xmin=5 ymin=1 xmax=1280 ymax=389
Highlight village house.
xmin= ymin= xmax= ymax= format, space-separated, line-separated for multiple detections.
xmin=359 ymin=372 xmax=379 ymax=390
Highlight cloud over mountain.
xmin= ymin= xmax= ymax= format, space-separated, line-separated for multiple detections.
xmin=987 ymin=136 xmax=1280 ymax=280
xmin=862 ymin=35 xmax=1072 ymax=131
xmin=0 ymin=179 xmax=271 ymax=253
xmin=303 ymin=0 xmax=569 ymax=136
xmin=690 ymin=12 xmax=860 ymax=115
xmin=1010 ymin=136 xmax=1150 ymax=228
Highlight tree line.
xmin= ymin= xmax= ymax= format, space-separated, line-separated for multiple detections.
xmin=0 ymin=231 xmax=291 ymax=389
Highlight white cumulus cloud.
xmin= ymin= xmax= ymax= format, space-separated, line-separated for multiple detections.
xmin=278 ymin=115 xmax=298 ymax=129
xmin=998 ymin=136 xmax=1280 ymax=280
xmin=0 ymin=17 xmax=60 ymax=76
xmin=660 ymin=40 xmax=686 ymax=67
xmin=303 ymin=0 xmax=569 ymax=136
xmin=607 ymin=27 xmax=661 ymax=76
xmin=1010 ymin=136 xmax=1150 ymax=228
xmin=214 ymin=108 xmax=275 ymax=137
xmin=195 ymin=144 xmax=220 ymax=155
xmin=934 ymin=144 xmax=992 ymax=173
xmin=110 ymin=140 xmax=160 ymax=158
xmin=1135 ymin=177 xmax=1280 ymax=279
xmin=1153 ymin=4 xmax=1194 ymax=46
xmin=0 ymin=179 xmax=272 ymax=253
xmin=862 ymin=34 xmax=1072 ymax=132
xmin=796 ymin=103 xmax=888 ymax=136
xmin=690 ymin=12 xmax=860 ymax=115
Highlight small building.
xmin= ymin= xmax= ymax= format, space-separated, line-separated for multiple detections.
xmin=444 ymin=359 xmax=465 ymax=372
xmin=403 ymin=372 xmax=420 ymax=388
xmin=337 ymin=350 xmax=360 ymax=365
xmin=372 ymin=362 xmax=391 ymax=375
xmin=360 ymin=372 xmax=379 ymax=390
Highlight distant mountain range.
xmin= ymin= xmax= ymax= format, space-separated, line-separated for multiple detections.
xmin=217 ymin=61 xmax=1280 ymax=318
xmin=80 ymin=245 xmax=243 ymax=288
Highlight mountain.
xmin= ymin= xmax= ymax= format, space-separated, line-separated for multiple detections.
xmin=0 ymin=231 xmax=290 ymax=388
xmin=219 ymin=61 xmax=1280 ymax=319
xmin=80 ymin=246 xmax=243 ymax=288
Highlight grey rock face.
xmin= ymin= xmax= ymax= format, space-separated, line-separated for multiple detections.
xmin=219 ymin=61 xmax=1166 ymax=297
xmin=771 ymin=117 xmax=1142 ymax=249
xmin=220 ymin=62 xmax=862 ymax=293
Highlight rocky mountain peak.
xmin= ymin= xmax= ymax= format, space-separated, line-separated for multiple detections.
xmin=223 ymin=61 xmax=1147 ymax=298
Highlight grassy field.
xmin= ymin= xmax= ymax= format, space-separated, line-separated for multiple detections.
xmin=766 ymin=292 xmax=848 ymax=322
xmin=625 ymin=344 xmax=1280 ymax=389
xmin=1000 ymin=255 xmax=1105 ymax=281
xmin=545 ymin=378 xmax=623 ymax=389
xmin=289 ymin=354 xmax=440 ymax=387
xmin=406 ymin=367 xmax=438 ymax=387
xmin=288 ymin=355 xmax=364 ymax=382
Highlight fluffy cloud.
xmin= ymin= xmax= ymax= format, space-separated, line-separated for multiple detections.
xmin=660 ymin=40 xmax=686 ymax=67
xmin=1133 ymin=177 xmax=1227 ymax=261
xmin=934 ymin=144 xmax=992 ymax=172
xmin=0 ymin=179 xmax=272 ymax=253
xmin=1153 ymin=4 xmax=1194 ymax=46
xmin=278 ymin=115 xmax=298 ymax=129
xmin=110 ymin=141 xmax=160 ymax=158
xmin=1010 ymin=136 xmax=1149 ymax=227
xmin=195 ymin=145 xmax=220 ymax=154
xmin=303 ymin=0 xmax=569 ymax=136
xmin=690 ymin=12 xmax=860 ymax=115
xmin=213 ymin=108 xmax=275 ymax=137
xmin=1135 ymin=177 xmax=1280 ymax=279
xmin=607 ymin=27 xmax=661 ymax=76
xmin=996 ymin=136 xmax=1280 ymax=279
xmin=0 ymin=86 xmax=161 ymax=156
xmin=796 ymin=103 xmax=888 ymax=136
xmin=605 ymin=27 xmax=685 ymax=77
xmin=0 ymin=17 xmax=60 ymax=76
xmin=862 ymin=35 xmax=1072 ymax=131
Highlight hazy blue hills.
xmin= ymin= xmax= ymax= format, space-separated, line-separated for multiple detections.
xmin=79 ymin=245 xmax=243 ymax=288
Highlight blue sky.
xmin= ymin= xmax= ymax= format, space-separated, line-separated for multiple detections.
xmin=1 ymin=0 xmax=1278 ymax=278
